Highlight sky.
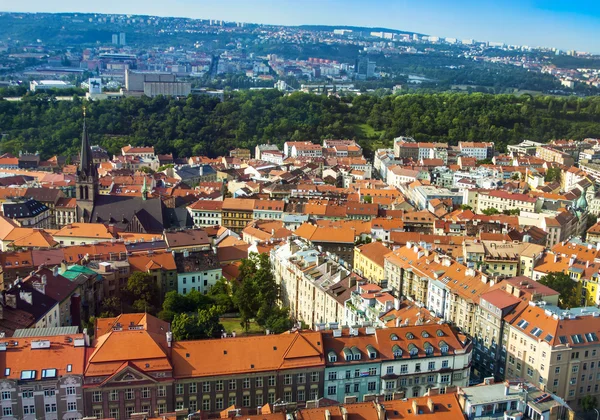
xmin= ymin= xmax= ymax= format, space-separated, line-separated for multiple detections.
xmin=3 ymin=0 xmax=599 ymax=52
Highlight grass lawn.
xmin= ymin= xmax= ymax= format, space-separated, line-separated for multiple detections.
xmin=220 ymin=317 xmax=263 ymax=336
xmin=355 ymin=123 xmax=385 ymax=139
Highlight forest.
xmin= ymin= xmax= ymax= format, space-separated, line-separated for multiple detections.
xmin=1 ymin=90 xmax=600 ymax=159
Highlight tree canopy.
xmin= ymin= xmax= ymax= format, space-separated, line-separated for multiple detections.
xmin=2 ymin=91 xmax=600 ymax=160
xmin=233 ymin=252 xmax=293 ymax=333
xmin=538 ymin=272 xmax=579 ymax=309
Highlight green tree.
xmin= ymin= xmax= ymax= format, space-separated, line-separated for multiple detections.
xmin=233 ymin=253 xmax=291 ymax=332
xmin=459 ymin=204 xmax=473 ymax=210
xmin=482 ymin=207 xmax=500 ymax=216
xmin=171 ymin=306 xmax=224 ymax=340
xmin=538 ymin=272 xmax=579 ymax=309
xmin=125 ymin=272 xmax=160 ymax=314
xmin=545 ymin=167 xmax=562 ymax=183
xmin=208 ymin=278 xmax=236 ymax=313
xmin=99 ymin=296 xmax=121 ymax=318
xmin=581 ymin=395 xmax=598 ymax=412
xmin=159 ymin=289 xmax=215 ymax=322
xmin=261 ymin=306 xmax=295 ymax=334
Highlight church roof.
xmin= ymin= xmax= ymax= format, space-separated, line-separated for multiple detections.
xmin=90 ymin=195 xmax=166 ymax=233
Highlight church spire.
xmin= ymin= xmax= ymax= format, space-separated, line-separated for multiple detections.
xmin=79 ymin=107 xmax=96 ymax=179
xmin=141 ymin=175 xmax=148 ymax=201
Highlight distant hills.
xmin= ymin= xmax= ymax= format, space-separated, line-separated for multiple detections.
xmin=296 ymin=25 xmax=426 ymax=37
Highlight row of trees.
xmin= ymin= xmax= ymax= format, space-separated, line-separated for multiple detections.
xmin=2 ymin=91 xmax=600 ymax=160
xmin=95 ymin=253 xmax=294 ymax=341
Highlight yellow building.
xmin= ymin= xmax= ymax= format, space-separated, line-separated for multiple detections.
xmin=221 ymin=198 xmax=256 ymax=233
xmin=353 ymin=241 xmax=391 ymax=285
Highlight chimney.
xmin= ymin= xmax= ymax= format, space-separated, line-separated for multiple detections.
xmin=426 ymin=398 xmax=434 ymax=413
xmin=412 ymin=399 xmax=418 ymax=415
xmin=325 ymin=410 xmax=331 ymax=420
xmin=166 ymin=331 xmax=173 ymax=348
xmin=341 ymin=406 xmax=348 ymax=420
xmin=504 ymin=381 xmax=510 ymax=396
xmin=52 ymin=266 xmax=59 ymax=277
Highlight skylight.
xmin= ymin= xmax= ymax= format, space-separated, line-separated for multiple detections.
xmin=20 ymin=370 xmax=36 ymax=380
xmin=516 ymin=319 xmax=529 ymax=329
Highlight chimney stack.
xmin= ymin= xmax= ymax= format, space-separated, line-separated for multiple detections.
xmin=426 ymin=398 xmax=434 ymax=413
xmin=412 ymin=399 xmax=418 ymax=415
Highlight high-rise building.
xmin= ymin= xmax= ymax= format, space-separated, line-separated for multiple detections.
xmin=119 ymin=32 xmax=126 ymax=46
xmin=111 ymin=33 xmax=118 ymax=45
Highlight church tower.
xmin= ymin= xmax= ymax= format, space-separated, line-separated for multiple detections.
xmin=76 ymin=110 xmax=98 ymax=222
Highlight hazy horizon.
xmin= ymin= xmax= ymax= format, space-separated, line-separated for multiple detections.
xmin=2 ymin=0 xmax=598 ymax=53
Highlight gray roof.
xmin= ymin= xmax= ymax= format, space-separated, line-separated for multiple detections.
xmin=2 ymin=199 xmax=48 ymax=219
xmin=13 ymin=326 xmax=79 ymax=337
xmin=90 ymin=195 xmax=166 ymax=233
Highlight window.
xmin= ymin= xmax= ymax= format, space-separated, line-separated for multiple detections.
xmin=284 ymin=391 xmax=292 ymax=402
xmin=93 ymin=391 xmax=102 ymax=402
xmin=202 ymin=399 xmax=211 ymax=411
xmin=229 ymin=379 xmax=236 ymax=390
xmin=297 ymin=373 xmax=305 ymax=384
xmin=328 ymin=385 xmax=337 ymax=395
xmin=203 ymin=382 xmax=210 ymax=392
xmin=386 ymin=366 xmax=394 ymax=375
xmin=176 ymin=383 xmax=184 ymax=395
xmin=176 ymin=401 xmax=185 ymax=411
xmin=243 ymin=378 xmax=250 ymax=389
xmin=297 ymin=389 xmax=305 ymax=401
xmin=157 ymin=404 xmax=166 ymax=415
xmin=189 ymin=382 xmax=197 ymax=393
xmin=256 ymin=377 xmax=263 ymax=388
xmin=45 ymin=404 xmax=57 ymax=413
xmin=228 ymin=396 xmax=236 ymax=407
xmin=141 ymin=387 xmax=150 ymax=399
xmin=215 ymin=380 xmax=224 ymax=391
xmin=354 ymin=383 xmax=360 ymax=392
xmin=157 ymin=386 xmax=166 ymax=397
xmin=368 ymin=381 xmax=376 ymax=391
xmin=243 ymin=395 xmax=251 ymax=407
xmin=385 ymin=380 xmax=396 ymax=390
xmin=67 ymin=401 xmax=77 ymax=412
xmin=44 ymin=388 xmax=56 ymax=397
xmin=442 ymin=360 xmax=449 ymax=368
xmin=93 ymin=409 xmax=103 ymax=418
xmin=328 ymin=371 xmax=337 ymax=381
xmin=109 ymin=389 xmax=119 ymax=401
xmin=284 ymin=374 xmax=292 ymax=385
xmin=527 ymin=367 xmax=534 ymax=377
xmin=440 ymin=374 xmax=450 ymax=383
xmin=66 ymin=385 xmax=76 ymax=395
xmin=269 ymin=375 xmax=276 ymax=386
xmin=256 ymin=394 xmax=264 ymax=407
xmin=369 ymin=367 xmax=377 ymax=376
xmin=0 ymin=391 xmax=10 ymax=400
xmin=268 ymin=391 xmax=276 ymax=404
xmin=23 ymin=405 xmax=35 ymax=415
xmin=400 ymin=364 xmax=408 ymax=374
xmin=555 ymin=367 xmax=561 ymax=374
xmin=428 ymin=361 xmax=436 ymax=371
xmin=311 ymin=372 xmax=319 ymax=382
xmin=126 ymin=388 xmax=134 ymax=400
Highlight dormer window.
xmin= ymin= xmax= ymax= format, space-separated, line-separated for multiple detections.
xmin=390 ymin=333 xmax=399 ymax=341
xmin=406 ymin=332 xmax=414 ymax=339
xmin=328 ymin=351 xmax=337 ymax=363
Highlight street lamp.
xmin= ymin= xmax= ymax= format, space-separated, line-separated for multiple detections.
xmin=593 ymin=407 xmax=599 ymax=420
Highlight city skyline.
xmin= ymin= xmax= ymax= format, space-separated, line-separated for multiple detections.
xmin=2 ymin=0 xmax=599 ymax=53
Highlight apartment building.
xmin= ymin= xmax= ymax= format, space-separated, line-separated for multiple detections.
xmin=171 ymin=331 xmax=325 ymax=412
xmin=253 ymin=200 xmax=285 ymax=221
xmin=505 ymin=302 xmax=600 ymax=411
xmin=475 ymin=190 xmax=541 ymax=214
xmin=187 ymin=200 xmax=223 ymax=228
xmin=83 ymin=314 xmax=175 ymax=419
xmin=458 ymin=142 xmax=494 ymax=160
xmin=128 ymin=251 xmax=178 ymax=299
xmin=294 ymin=223 xmax=356 ymax=267
xmin=270 ymin=238 xmax=351 ymax=328
xmin=458 ymin=380 xmax=574 ymax=420
xmin=344 ymin=283 xmax=396 ymax=328
xmin=221 ymin=198 xmax=255 ymax=233
xmin=174 ymin=251 xmax=222 ymax=295
xmin=385 ymin=242 xmax=493 ymax=336
xmin=0 ymin=328 xmax=87 ymax=420
xmin=462 ymin=239 xmax=545 ymax=279
xmin=353 ymin=242 xmax=391 ymax=285
xmin=472 ymin=278 xmax=560 ymax=382
xmin=536 ymin=146 xmax=575 ymax=167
